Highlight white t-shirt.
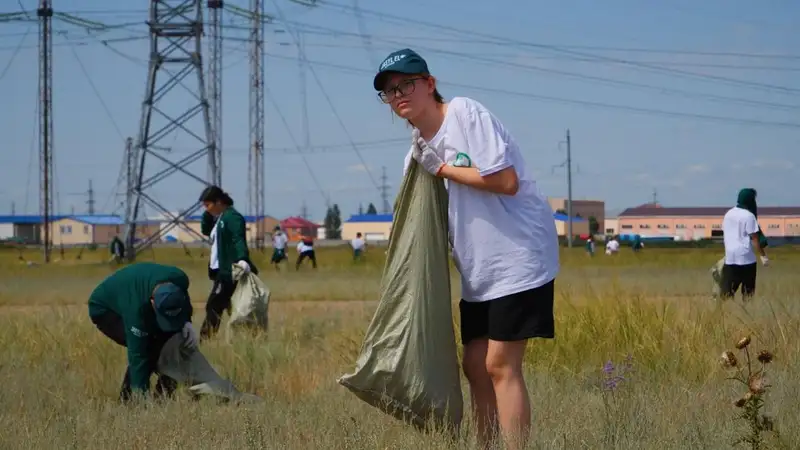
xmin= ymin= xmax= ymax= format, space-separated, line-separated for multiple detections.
xmin=297 ymin=241 xmax=313 ymax=254
xmin=403 ymin=96 xmax=560 ymax=302
xmin=723 ymin=206 xmax=759 ymax=265
xmin=209 ymin=220 xmax=220 ymax=270
xmin=351 ymin=238 xmax=365 ymax=251
xmin=606 ymin=240 xmax=620 ymax=253
xmin=273 ymin=232 xmax=287 ymax=250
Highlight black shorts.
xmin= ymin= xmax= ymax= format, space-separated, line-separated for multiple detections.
xmin=459 ymin=279 xmax=555 ymax=346
xmin=721 ymin=263 xmax=757 ymax=298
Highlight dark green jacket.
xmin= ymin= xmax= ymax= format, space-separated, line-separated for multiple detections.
xmin=201 ymin=207 xmax=258 ymax=282
xmin=88 ymin=262 xmax=192 ymax=393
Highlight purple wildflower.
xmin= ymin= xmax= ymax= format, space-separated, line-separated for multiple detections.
xmin=602 ymin=355 xmax=633 ymax=391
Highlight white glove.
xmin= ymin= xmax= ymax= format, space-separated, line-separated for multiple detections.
xmin=236 ymin=260 xmax=251 ymax=273
xmin=412 ymin=128 xmax=445 ymax=176
xmin=182 ymin=322 xmax=198 ymax=349
xmin=760 ymin=255 xmax=769 ymax=266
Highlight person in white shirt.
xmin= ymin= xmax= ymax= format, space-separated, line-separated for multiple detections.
xmin=373 ymin=48 xmax=559 ymax=450
xmin=605 ymin=237 xmax=620 ymax=255
xmin=271 ymin=226 xmax=289 ymax=270
xmin=721 ymin=188 xmax=769 ymax=300
xmin=296 ymin=236 xmax=317 ymax=270
xmin=350 ymin=232 xmax=366 ymax=261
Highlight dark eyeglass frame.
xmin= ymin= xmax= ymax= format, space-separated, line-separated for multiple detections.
xmin=378 ymin=77 xmax=427 ymax=104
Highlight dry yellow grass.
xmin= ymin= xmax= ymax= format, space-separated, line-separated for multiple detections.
xmin=0 ymin=245 xmax=798 ymax=449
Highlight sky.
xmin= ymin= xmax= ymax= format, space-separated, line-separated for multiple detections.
xmin=0 ymin=0 xmax=798 ymax=221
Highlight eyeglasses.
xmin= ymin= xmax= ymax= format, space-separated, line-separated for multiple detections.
xmin=378 ymin=77 xmax=426 ymax=103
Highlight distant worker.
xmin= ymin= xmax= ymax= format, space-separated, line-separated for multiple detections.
xmin=198 ymin=185 xmax=259 ymax=340
xmin=351 ymin=232 xmax=366 ymax=261
xmin=296 ymin=236 xmax=317 ymax=270
xmin=271 ymin=226 xmax=289 ymax=270
xmin=87 ymin=262 xmax=197 ymax=402
xmin=605 ymin=236 xmax=620 ymax=255
xmin=721 ymin=188 xmax=769 ymax=300
xmin=585 ymin=237 xmax=595 ymax=257
xmin=631 ymin=234 xmax=644 ymax=252
xmin=110 ymin=235 xmax=125 ymax=262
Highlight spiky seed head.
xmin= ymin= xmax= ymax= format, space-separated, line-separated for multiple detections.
xmin=748 ymin=374 xmax=766 ymax=394
xmin=757 ymin=350 xmax=774 ymax=364
xmin=735 ymin=336 xmax=751 ymax=349
xmin=721 ymin=351 xmax=738 ymax=368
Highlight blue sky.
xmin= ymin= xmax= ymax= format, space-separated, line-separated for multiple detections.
xmin=0 ymin=0 xmax=798 ymax=221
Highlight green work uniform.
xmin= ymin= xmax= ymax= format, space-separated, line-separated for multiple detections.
xmin=201 ymin=206 xmax=259 ymax=282
xmin=88 ymin=262 xmax=192 ymax=393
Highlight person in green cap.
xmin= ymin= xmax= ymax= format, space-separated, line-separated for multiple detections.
xmin=721 ymin=188 xmax=769 ymax=300
xmin=88 ymin=262 xmax=197 ymax=402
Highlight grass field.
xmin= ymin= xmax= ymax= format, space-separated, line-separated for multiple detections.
xmin=0 ymin=245 xmax=798 ymax=449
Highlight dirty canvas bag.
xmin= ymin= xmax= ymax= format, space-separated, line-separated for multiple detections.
xmin=226 ymin=264 xmax=270 ymax=342
xmin=157 ymin=333 xmax=262 ymax=404
xmin=337 ymin=158 xmax=463 ymax=431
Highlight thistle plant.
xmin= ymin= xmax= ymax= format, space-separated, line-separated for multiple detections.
xmin=720 ymin=336 xmax=779 ymax=449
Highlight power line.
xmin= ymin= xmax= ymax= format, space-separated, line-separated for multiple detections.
xmin=316 ymin=1 xmax=800 ymax=95
xmin=262 ymin=52 xmax=800 ymax=129
xmin=270 ymin=0 xmax=381 ymax=191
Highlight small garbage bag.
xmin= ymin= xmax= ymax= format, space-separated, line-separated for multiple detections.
xmin=226 ymin=264 xmax=270 ymax=341
xmin=157 ymin=333 xmax=262 ymax=404
xmin=337 ymin=159 xmax=464 ymax=431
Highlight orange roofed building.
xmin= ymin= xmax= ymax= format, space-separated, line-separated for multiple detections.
xmin=280 ymin=216 xmax=320 ymax=242
xmin=617 ymin=203 xmax=800 ymax=240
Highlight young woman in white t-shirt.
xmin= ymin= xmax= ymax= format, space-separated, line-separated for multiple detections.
xmin=373 ymin=48 xmax=560 ymax=450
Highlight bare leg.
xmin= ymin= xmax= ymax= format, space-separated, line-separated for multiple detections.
xmin=486 ymin=339 xmax=530 ymax=450
xmin=462 ymin=338 xmax=498 ymax=449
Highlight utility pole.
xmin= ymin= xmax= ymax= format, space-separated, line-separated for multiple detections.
xmin=125 ymin=0 xmax=215 ymax=261
xmin=123 ymin=137 xmax=137 ymax=250
xmin=300 ymin=201 xmax=308 ymax=220
xmin=86 ymin=179 xmax=95 ymax=215
xmin=380 ymin=166 xmax=390 ymax=214
xmin=652 ymin=188 xmax=658 ymax=205
xmin=249 ymin=0 xmax=265 ymax=250
xmin=207 ymin=0 xmax=223 ymax=187
xmin=38 ymin=0 xmax=54 ymax=262
xmin=566 ymin=129 xmax=573 ymax=248
xmin=11 ymin=202 xmax=15 ymax=216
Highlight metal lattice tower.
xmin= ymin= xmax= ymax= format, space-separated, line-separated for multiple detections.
xmin=248 ymin=0 xmax=266 ymax=249
xmin=207 ymin=0 xmax=222 ymax=186
xmin=125 ymin=0 xmax=216 ymax=261
xmin=38 ymin=0 xmax=54 ymax=262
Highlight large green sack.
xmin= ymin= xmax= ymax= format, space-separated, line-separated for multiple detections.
xmin=337 ymin=159 xmax=464 ymax=431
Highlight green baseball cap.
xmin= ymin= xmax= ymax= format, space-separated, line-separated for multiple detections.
xmin=152 ymin=283 xmax=190 ymax=332
xmin=373 ymin=48 xmax=430 ymax=91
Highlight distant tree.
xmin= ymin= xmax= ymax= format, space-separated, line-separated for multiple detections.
xmin=588 ymin=216 xmax=600 ymax=235
xmin=575 ymin=213 xmax=583 ymax=218
xmin=358 ymin=203 xmax=364 ymax=215
xmin=367 ymin=203 xmax=378 ymax=215
xmin=324 ymin=204 xmax=342 ymax=239
xmin=555 ymin=208 xmax=567 ymax=215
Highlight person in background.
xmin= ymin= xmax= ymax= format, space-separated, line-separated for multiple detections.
xmin=631 ymin=234 xmax=644 ymax=252
xmin=721 ymin=188 xmax=769 ymax=300
xmin=110 ymin=235 xmax=125 ymax=262
xmin=585 ymin=237 xmax=595 ymax=257
xmin=351 ymin=232 xmax=366 ymax=262
xmin=271 ymin=225 xmax=289 ymax=270
xmin=296 ymin=235 xmax=317 ymax=270
xmin=198 ymin=185 xmax=259 ymax=340
xmin=373 ymin=48 xmax=560 ymax=450
xmin=605 ymin=236 xmax=620 ymax=255
xmin=87 ymin=262 xmax=197 ymax=402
